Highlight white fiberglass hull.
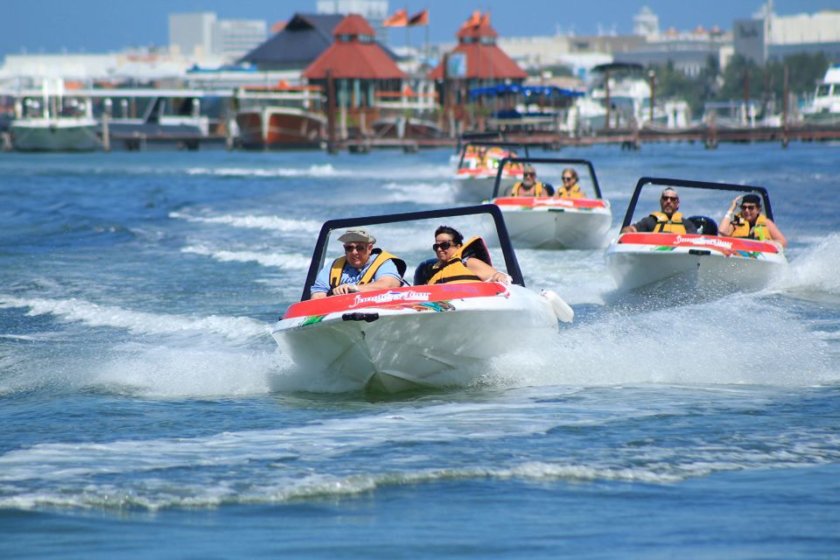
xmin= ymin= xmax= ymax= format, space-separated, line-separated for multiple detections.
xmin=452 ymin=175 xmax=516 ymax=203
xmin=606 ymin=233 xmax=788 ymax=292
xmin=495 ymin=200 xmax=612 ymax=250
xmin=11 ymin=118 xmax=100 ymax=152
xmin=271 ymin=284 xmax=564 ymax=393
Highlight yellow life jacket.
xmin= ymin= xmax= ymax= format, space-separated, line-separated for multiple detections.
xmin=328 ymin=249 xmax=406 ymax=289
xmin=650 ymin=211 xmax=687 ymax=234
xmin=557 ymin=182 xmax=584 ymax=199
xmin=423 ymin=237 xmax=491 ymax=285
xmin=511 ymin=181 xmax=548 ymax=197
xmin=730 ymin=213 xmax=770 ymax=241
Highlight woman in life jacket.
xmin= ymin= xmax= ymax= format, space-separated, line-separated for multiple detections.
xmin=719 ymin=194 xmax=787 ymax=247
xmin=509 ymin=164 xmax=554 ymax=197
xmin=413 ymin=225 xmax=511 ymax=285
xmin=555 ymin=167 xmax=586 ymax=199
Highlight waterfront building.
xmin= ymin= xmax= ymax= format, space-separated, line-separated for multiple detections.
xmin=316 ymin=0 xmax=388 ymax=42
xmin=239 ymin=14 xmax=344 ymax=71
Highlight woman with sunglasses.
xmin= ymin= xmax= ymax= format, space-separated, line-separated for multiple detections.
xmin=555 ymin=168 xmax=586 ymax=199
xmin=413 ymin=225 xmax=511 ymax=286
xmin=719 ymin=194 xmax=787 ymax=247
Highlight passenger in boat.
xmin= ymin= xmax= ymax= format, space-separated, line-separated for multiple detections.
xmin=719 ymin=194 xmax=787 ymax=247
xmin=555 ymin=168 xmax=585 ymax=199
xmin=414 ymin=226 xmax=511 ymax=285
xmin=510 ymin=164 xmax=555 ymax=197
xmin=309 ymin=228 xmax=406 ymax=299
xmin=621 ymin=188 xmax=697 ymax=234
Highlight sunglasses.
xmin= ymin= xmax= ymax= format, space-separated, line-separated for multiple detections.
xmin=343 ymin=244 xmax=369 ymax=253
xmin=562 ymin=176 xmax=575 ymax=181
xmin=661 ymin=196 xmax=679 ymax=201
xmin=432 ymin=241 xmax=455 ymax=251
xmin=741 ymin=204 xmax=758 ymax=211
xmin=523 ymin=172 xmax=536 ymax=178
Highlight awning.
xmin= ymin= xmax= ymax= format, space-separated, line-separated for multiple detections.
xmin=467 ymin=84 xmax=584 ymax=100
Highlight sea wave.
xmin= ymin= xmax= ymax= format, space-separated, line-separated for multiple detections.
xmin=182 ymin=244 xmax=311 ymax=270
xmin=0 ymin=295 xmax=268 ymax=341
xmin=170 ymin=211 xmax=322 ymax=233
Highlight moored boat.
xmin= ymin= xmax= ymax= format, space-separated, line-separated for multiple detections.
xmin=606 ymin=177 xmax=788 ymax=292
xmin=488 ymin=157 xmax=612 ymax=250
xmin=234 ymin=86 xmax=326 ymax=150
xmin=10 ymin=80 xmax=99 ymax=152
xmin=271 ymin=205 xmax=573 ymax=393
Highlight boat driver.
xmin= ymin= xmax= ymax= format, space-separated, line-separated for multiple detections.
xmin=309 ymin=229 xmax=405 ymax=299
xmin=510 ymin=164 xmax=554 ymax=197
xmin=621 ymin=187 xmax=697 ymax=234
xmin=719 ymin=194 xmax=787 ymax=247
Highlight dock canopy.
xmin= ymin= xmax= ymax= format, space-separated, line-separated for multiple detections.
xmin=468 ymin=84 xmax=584 ymax=100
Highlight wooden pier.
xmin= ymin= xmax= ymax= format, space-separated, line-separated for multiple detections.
xmin=333 ymin=123 xmax=840 ymax=153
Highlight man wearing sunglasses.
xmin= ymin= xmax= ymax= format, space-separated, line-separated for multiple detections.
xmin=719 ymin=194 xmax=787 ymax=247
xmin=310 ymin=228 xmax=405 ymax=299
xmin=621 ymin=188 xmax=697 ymax=234
xmin=510 ymin=164 xmax=554 ymax=197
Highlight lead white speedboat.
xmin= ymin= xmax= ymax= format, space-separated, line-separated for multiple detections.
xmin=487 ymin=157 xmax=612 ymax=250
xmin=452 ymin=141 xmax=529 ymax=202
xmin=606 ymin=177 xmax=788 ymax=292
xmin=271 ymin=205 xmax=573 ymax=394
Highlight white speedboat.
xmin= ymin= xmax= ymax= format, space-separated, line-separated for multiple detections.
xmin=488 ymin=157 xmax=612 ymax=250
xmin=452 ymin=141 xmax=528 ymax=202
xmin=271 ymin=205 xmax=573 ymax=394
xmin=606 ymin=177 xmax=788 ymax=292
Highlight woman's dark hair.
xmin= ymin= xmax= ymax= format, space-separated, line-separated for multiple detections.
xmin=435 ymin=225 xmax=463 ymax=245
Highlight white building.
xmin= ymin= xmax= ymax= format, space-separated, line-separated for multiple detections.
xmin=735 ymin=2 xmax=840 ymax=64
xmin=169 ymin=12 xmax=267 ymax=62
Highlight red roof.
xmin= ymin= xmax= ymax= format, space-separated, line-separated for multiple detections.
xmin=333 ymin=14 xmax=376 ymax=37
xmin=428 ymin=12 xmax=525 ymax=80
xmin=303 ymin=15 xmax=406 ymax=80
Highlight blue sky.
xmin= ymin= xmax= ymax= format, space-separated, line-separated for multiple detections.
xmin=3 ymin=0 xmax=837 ymax=57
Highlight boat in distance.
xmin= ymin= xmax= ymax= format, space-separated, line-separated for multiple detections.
xmin=271 ymin=205 xmax=573 ymax=394
xmin=487 ymin=156 xmax=612 ymax=250
xmin=606 ymin=177 xmax=788 ymax=292
xmin=452 ymin=141 xmax=529 ymax=203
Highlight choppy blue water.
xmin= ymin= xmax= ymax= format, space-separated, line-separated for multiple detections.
xmin=1 ymin=143 xmax=839 ymax=558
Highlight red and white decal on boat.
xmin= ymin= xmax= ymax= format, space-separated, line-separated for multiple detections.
xmin=492 ymin=197 xmax=607 ymax=209
xmin=283 ymin=282 xmax=508 ymax=319
xmin=618 ymin=232 xmax=780 ymax=254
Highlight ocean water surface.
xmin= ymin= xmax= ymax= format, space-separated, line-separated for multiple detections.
xmin=1 ymin=142 xmax=839 ymax=558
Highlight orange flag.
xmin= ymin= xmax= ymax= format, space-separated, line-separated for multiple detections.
xmin=460 ymin=10 xmax=481 ymax=30
xmin=479 ymin=12 xmax=491 ymax=26
xmin=408 ymin=9 xmax=429 ymax=26
xmin=384 ymin=8 xmax=408 ymax=27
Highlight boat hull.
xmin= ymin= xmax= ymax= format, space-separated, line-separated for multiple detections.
xmin=10 ymin=118 xmax=100 ymax=152
xmin=271 ymin=283 xmax=560 ymax=393
xmin=493 ymin=197 xmax=612 ymax=250
xmin=606 ymin=232 xmax=788 ymax=292
xmin=236 ymin=107 xmax=325 ymax=150
xmin=452 ymin=174 xmax=517 ymax=203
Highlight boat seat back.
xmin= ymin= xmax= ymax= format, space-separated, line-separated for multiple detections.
xmin=687 ymin=215 xmax=718 ymax=236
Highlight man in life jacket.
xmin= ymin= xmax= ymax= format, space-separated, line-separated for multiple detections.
xmin=621 ymin=187 xmax=697 ymax=234
xmin=309 ymin=228 xmax=405 ymax=299
xmin=414 ymin=225 xmax=511 ymax=285
xmin=509 ymin=164 xmax=554 ymax=197
xmin=555 ymin=167 xmax=586 ymax=199
xmin=719 ymin=193 xmax=787 ymax=247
